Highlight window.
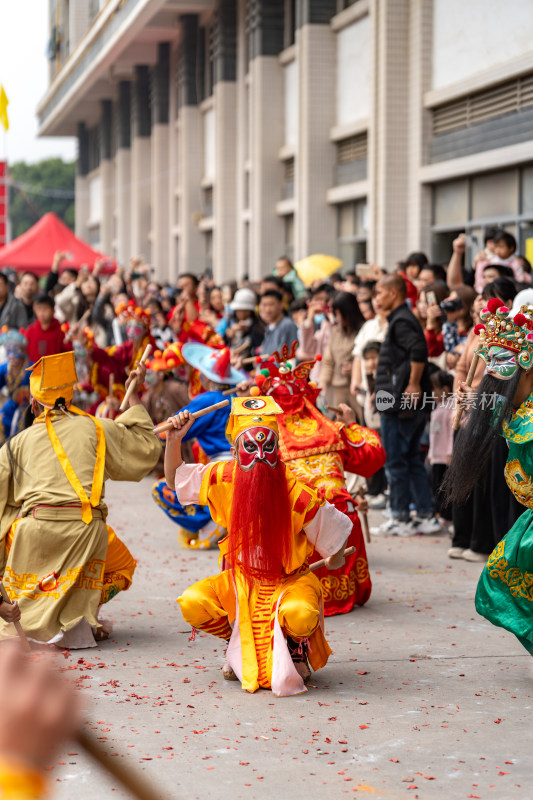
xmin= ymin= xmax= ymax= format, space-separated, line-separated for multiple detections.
xmin=284 ymin=215 xmax=294 ymax=261
xmin=337 ymin=0 xmax=358 ymax=11
xmin=283 ymin=157 xmax=295 ymax=199
xmin=337 ymin=200 xmax=367 ymax=269
xmin=431 ymin=165 xmax=533 ymax=265
xmin=284 ymin=0 xmax=296 ymax=50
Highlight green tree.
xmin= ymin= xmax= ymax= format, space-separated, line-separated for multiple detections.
xmin=8 ymin=158 xmax=75 ymax=239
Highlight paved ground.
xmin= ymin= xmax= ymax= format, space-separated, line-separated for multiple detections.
xmin=51 ymin=477 xmax=532 ymax=800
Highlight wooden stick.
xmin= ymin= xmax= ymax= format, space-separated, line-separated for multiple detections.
xmin=108 ymin=373 xmax=115 ymax=398
xmin=76 ymin=729 xmax=177 ymax=800
xmin=325 ymin=404 xmax=341 ymax=415
xmin=0 ymin=583 xmax=31 ymax=653
xmin=452 ymin=352 xmax=479 ymax=431
xmin=357 ymin=487 xmax=371 ymax=544
xmin=153 ymin=399 xmax=230 ymax=435
xmin=309 ymin=546 xmax=356 ymax=572
xmin=222 ymin=386 xmax=239 ymax=396
xmin=65 ymin=310 xmax=91 ymax=342
xmin=119 ymin=345 xmax=152 ymax=411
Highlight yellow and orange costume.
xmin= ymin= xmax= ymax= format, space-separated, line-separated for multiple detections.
xmin=0 ymin=353 xmax=161 ymax=647
xmin=176 ymin=396 xmax=351 ymax=696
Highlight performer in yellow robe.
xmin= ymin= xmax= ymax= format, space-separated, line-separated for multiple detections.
xmin=0 ymin=351 xmax=161 ymax=648
xmin=166 ymin=394 xmax=352 ymax=696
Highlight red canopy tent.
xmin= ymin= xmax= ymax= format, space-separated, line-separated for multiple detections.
xmin=0 ymin=212 xmax=115 ymax=275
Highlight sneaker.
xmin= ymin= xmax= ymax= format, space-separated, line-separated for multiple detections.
xmin=410 ymin=516 xmax=442 ymax=535
xmin=368 ymin=493 xmax=387 ymax=510
xmin=462 ymin=549 xmax=489 ymax=562
xmin=447 ymin=546 xmax=466 ymax=559
xmin=370 ymin=517 xmax=411 ymax=537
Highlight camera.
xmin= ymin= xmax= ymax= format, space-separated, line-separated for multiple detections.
xmin=440 ymin=297 xmax=463 ymax=313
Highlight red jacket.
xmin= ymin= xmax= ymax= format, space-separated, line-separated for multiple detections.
xmin=25 ymin=318 xmax=72 ymax=364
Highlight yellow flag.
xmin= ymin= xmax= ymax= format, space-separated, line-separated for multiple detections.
xmin=0 ymin=85 xmax=9 ymax=132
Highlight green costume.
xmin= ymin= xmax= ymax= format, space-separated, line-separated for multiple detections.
xmin=475 ymin=393 xmax=533 ymax=654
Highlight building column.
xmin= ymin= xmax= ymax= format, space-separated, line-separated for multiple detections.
xmin=213 ymin=0 xmax=238 ymax=283
xmin=178 ymin=15 xmax=205 ymax=276
xmin=248 ymin=0 xmax=285 ymax=281
xmin=69 ymin=0 xmax=90 ymax=53
xmin=151 ymin=43 xmax=170 ymax=282
xmin=296 ymin=2 xmax=337 ymax=261
xmin=131 ymin=65 xmax=152 ymax=262
xmin=99 ymin=100 xmax=114 ymax=256
xmin=370 ymin=0 xmax=410 ymax=266
xmin=75 ymin=122 xmax=89 ymax=242
xmin=406 ymin=0 xmax=433 ymax=256
xmin=116 ymin=81 xmax=132 ymax=265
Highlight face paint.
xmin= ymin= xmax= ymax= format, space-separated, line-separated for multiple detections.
xmin=126 ymin=323 xmax=144 ymax=341
xmin=483 ymin=345 xmax=519 ymax=380
xmin=235 ymin=426 xmax=279 ymax=471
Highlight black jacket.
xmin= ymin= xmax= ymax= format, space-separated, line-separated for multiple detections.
xmin=375 ymin=303 xmax=429 ymax=415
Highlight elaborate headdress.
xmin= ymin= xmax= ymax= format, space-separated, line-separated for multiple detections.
xmin=115 ymin=299 xmax=151 ymax=328
xmin=474 ymin=298 xmax=533 ymax=370
xmin=225 ymin=395 xmax=283 ymax=444
xmin=253 ymin=341 xmax=322 ymax=413
xmin=181 ymin=343 xmax=242 ymax=386
xmin=27 ymin=352 xmax=78 ymax=408
xmin=0 ymin=326 xmax=27 ymax=358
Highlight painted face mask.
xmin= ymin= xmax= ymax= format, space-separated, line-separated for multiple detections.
xmin=235 ymin=426 xmax=279 ymax=471
xmin=483 ymin=345 xmax=519 ymax=380
xmin=126 ymin=323 xmax=145 ymax=341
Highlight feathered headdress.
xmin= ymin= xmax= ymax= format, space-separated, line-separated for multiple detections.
xmin=474 ymin=298 xmax=533 ymax=370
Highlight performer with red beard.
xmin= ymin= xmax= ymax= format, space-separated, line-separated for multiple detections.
xmin=253 ymin=343 xmax=386 ymax=614
xmin=165 ymin=395 xmax=352 ymax=696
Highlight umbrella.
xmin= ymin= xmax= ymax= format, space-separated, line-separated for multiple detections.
xmin=294 ymin=254 xmax=342 ymax=287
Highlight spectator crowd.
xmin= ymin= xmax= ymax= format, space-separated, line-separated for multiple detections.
xmin=0 ymin=229 xmax=530 ymax=564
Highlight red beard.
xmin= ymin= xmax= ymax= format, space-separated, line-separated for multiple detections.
xmin=226 ymin=460 xmax=293 ymax=582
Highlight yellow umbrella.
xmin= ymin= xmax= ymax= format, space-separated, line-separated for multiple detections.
xmin=294 ymin=254 xmax=343 ymax=287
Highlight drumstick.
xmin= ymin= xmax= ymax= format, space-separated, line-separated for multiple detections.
xmin=75 ymin=729 xmax=177 ymax=800
xmin=153 ymin=399 xmax=230 ymax=435
xmin=108 ymin=373 xmax=114 ymax=398
xmin=309 ymin=546 xmax=356 ymax=572
xmin=119 ymin=345 xmax=152 ymax=411
xmin=242 ymin=353 xmax=267 ymax=365
xmin=452 ymin=353 xmax=479 ymax=431
xmin=0 ymin=583 xmax=31 ymax=652
xmin=325 ymin=404 xmax=341 ymax=415
xmin=222 ymin=386 xmax=239 ymax=396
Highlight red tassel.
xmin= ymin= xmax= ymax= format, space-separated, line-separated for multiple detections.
xmin=189 ymin=627 xmax=198 ymax=642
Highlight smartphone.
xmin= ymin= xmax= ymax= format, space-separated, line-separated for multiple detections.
xmin=65 ymin=252 xmax=73 ymax=260
xmin=426 ymin=291 xmax=437 ymax=306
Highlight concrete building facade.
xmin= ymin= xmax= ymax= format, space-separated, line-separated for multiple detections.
xmin=39 ymin=0 xmax=533 ymax=283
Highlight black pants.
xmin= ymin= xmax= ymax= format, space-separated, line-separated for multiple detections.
xmin=367 ymin=466 xmax=387 ymax=496
xmin=431 ymin=463 xmax=452 ymax=520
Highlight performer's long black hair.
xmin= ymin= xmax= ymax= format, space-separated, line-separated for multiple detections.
xmin=442 ymin=370 xmax=522 ymax=506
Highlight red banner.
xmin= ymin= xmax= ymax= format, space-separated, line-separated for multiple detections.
xmin=0 ymin=162 xmax=7 ymax=246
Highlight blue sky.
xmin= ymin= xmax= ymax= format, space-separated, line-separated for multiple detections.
xmin=0 ymin=1 xmax=76 ymax=164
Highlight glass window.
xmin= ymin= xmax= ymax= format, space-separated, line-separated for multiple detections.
xmin=471 ymin=169 xmax=518 ymax=219
xmin=284 ymin=214 xmax=294 ymax=260
xmin=521 ymin=166 xmax=533 ymax=215
xmin=433 ymin=179 xmax=468 ymax=225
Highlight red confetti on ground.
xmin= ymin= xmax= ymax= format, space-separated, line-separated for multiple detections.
xmin=359 ymin=725 xmax=368 ymax=729
xmin=494 ymin=719 xmax=502 ymax=723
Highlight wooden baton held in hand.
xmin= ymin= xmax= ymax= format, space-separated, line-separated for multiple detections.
xmin=452 ymin=352 xmax=480 ymax=431
xmin=0 ymin=583 xmax=31 ymax=653
xmin=76 ymin=729 xmax=179 ymax=800
xmin=153 ymin=399 xmax=230 ymax=435
xmin=119 ymin=344 xmax=152 ymax=411
xmin=309 ymin=546 xmax=356 ymax=572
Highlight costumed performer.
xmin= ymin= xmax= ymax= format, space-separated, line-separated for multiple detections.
xmin=444 ymin=297 xmax=533 ymax=654
xmin=86 ymin=300 xmax=154 ymax=415
xmin=0 ymin=351 xmax=161 ymax=648
xmin=254 ymin=342 xmax=386 ymax=614
xmin=167 ymin=394 xmax=352 ymax=696
xmin=153 ymin=343 xmax=243 ymax=550
xmin=0 ymin=329 xmax=30 ymax=443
